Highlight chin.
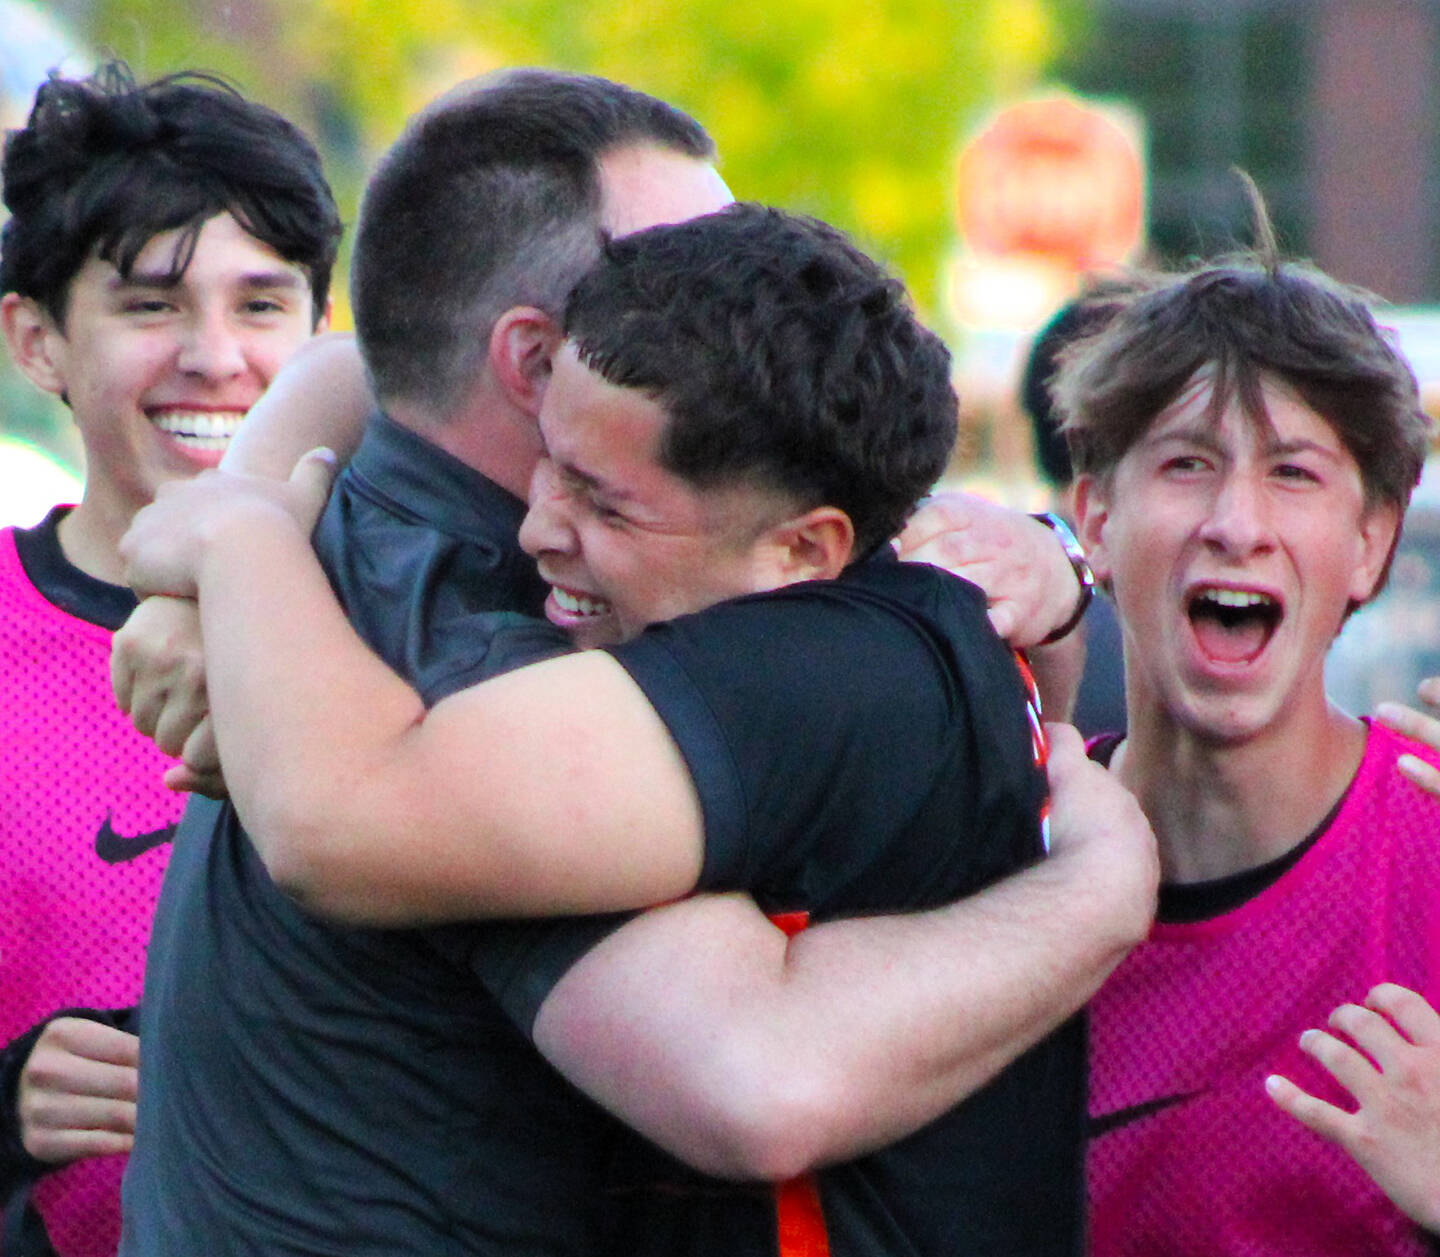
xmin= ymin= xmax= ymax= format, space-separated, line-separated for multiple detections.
xmin=571 ymin=622 xmax=626 ymax=650
xmin=1174 ymin=693 xmax=1282 ymax=747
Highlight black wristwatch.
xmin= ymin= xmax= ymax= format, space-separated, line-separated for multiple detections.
xmin=1030 ymin=512 xmax=1095 ymax=645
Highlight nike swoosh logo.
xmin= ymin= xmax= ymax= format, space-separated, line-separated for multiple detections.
xmin=1089 ymin=1090 xmax=1203 ymax=1137
xmin=94 ymin=816 xmax=177 ymax=864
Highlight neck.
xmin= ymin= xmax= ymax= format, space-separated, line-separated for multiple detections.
xmin=1115 ymin=687 xmax=1366 ymax=884
xmin=383 ymin=381 xmax=539 ymax=501
xmin=56 ymin=490 xmax=134 ymax=585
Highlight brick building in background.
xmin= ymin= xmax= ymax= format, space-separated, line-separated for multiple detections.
xmin=1058 ymin=0 xmax=1438 ymax=303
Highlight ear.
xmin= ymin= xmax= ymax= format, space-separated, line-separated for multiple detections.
xmin=1071 ymin=473 xmax=1113 ymax=584
xmin=758 ymin=505 xmax=855 ymax=584
xmin=1 ymin=293 xmax=67 ymax=399
xmin=313 ymin=296 xmax=334 ymax=335
xmin=489 ymin=307 xmax=563 ymax=417
xmin=1350 ymin=499 xmax=1402 ymax=605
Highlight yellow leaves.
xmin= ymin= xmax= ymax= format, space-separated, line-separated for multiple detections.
xmin=705 ymin=76 xmax=774 ymax=167
xmin=849 ymin=162 xmax=915 ymax=245
xmin=78 ymin=0 xmax=1081 ymax=319
xmin=981 ymin=0 xmax=1058 ymax=95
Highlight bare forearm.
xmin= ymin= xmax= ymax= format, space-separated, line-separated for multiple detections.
xmin=536 ymin=844 xmax=1144 ymax=1181
xmin=536 ymin=724 xmax=1154 ymax=1179
xmin=774 ymin=842 xmax=1140 ymax=1156
xmin=193 ymin=510 xmax=432 ymax=914
xmin=222 ymin=333 xmax=373 ymax=478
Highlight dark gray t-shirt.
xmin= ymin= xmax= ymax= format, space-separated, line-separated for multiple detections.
xmin=122 ymin=415 xmax=616 ymax=1256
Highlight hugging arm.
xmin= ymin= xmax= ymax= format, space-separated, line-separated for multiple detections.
xmin=118 ymin=477 xmax=1088 ymax=793
xmin=531 ymin=724 xmax=1157 ymax=1180
xmin=119 ymin=465 xmax=705 ymax=924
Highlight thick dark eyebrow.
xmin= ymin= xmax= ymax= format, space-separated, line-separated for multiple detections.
xmin=235 ymin=270 xmax=309 ymax=292
xmin=106 ymin=269 xmax=307 ymax=293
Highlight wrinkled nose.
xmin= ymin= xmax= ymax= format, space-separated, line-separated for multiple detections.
xmin=1198 ymin=470 xmax=1275 ymax=558
xmin=518 ymin=456 xmax=576 ymax=560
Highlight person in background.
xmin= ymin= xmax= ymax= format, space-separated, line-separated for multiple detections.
xmin=1019 ymin=282 xmax=1136 ymax=735
xmin=0 ymin=59 xmax=338 ymax=1257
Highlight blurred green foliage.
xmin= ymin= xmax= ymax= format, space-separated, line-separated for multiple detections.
xmin=8 ymin=0 xmax=1079 ymax=473
xmin=75 ymin=0 xmax=1077 ymax=318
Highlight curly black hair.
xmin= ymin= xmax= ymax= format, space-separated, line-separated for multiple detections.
xmin=565 ymin=204 xmax=957 ymax=557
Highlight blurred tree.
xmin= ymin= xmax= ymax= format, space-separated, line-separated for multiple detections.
xmin=60 ymin=0 xmax=1079 ymax=316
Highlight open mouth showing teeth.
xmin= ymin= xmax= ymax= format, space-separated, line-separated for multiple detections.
xmin=553 ymin=586 xmax=611 ymax=618
xmin=1188 ymin=587 xmax=1282 ymax=664
xmin=151 ymin=411 xmax=244 ymax=453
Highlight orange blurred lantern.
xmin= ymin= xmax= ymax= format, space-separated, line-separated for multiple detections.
xmin=956 ymin=95 xmax=1145 ymax=271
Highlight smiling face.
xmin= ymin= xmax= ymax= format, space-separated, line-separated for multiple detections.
xmin=1075 ymin=370 xmax=1398 ymax=746
xmin=3 ymin=210 xmax=321 ymax=515
xmin=518 ymin=342 xmax=799 ymax=649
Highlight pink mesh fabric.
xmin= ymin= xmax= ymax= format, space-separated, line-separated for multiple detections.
xmin=0 ymin=528 xmax=179 ymax=1257
xmin=1088 ymin=721 xmax=1440 ymax=1256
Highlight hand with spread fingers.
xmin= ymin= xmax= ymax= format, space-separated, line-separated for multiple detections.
xmin=18 ymin=1018 xmax=139 ymax=1165
xmin=1375 ymin=677 xmax=1440 ymax=800
xmin=1266 ymin=982 xmax=1440 ymax=1232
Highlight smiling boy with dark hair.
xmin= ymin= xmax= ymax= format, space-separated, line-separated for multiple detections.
xmin=0 ymin=58 xmax=337 ymax=1257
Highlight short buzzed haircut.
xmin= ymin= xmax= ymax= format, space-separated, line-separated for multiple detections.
xmin=1 ymin=59 xmax=340 ymax=325
xmin=352 ymin=68 xmax=714 ymax=416
xmin=566 ymin=204 xmax=957 ymax=557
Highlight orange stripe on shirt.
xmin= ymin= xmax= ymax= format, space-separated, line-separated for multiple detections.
xmin=764 ymin=908 xmax=831 ymax=1257
xmin=775 ymin=1174 xmax=831 ymax=1257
